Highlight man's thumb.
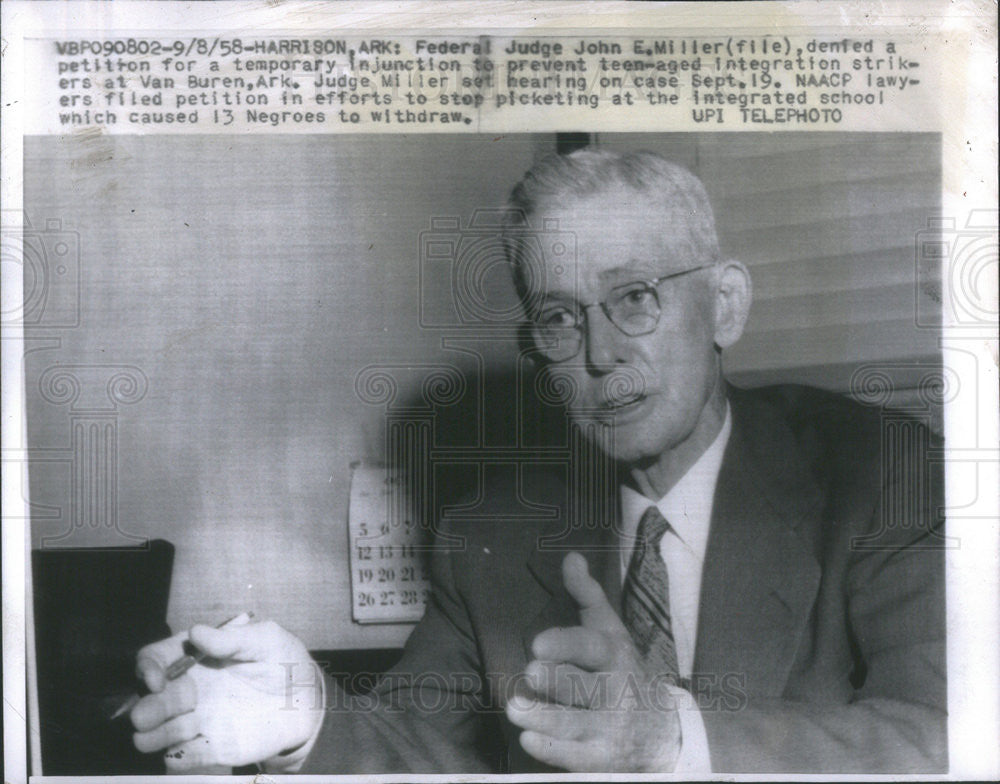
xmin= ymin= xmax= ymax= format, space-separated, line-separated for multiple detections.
xmin=189 ymin=621 xmax=265 ymax=662
xmin=562 ymin=552 xmax=624 ymax=633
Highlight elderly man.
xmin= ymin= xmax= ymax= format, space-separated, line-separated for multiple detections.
xmin=130 ymin=149 xmax=946 ymax=774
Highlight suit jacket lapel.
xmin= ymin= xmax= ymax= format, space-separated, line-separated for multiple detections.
xmin=694 ymin=389 xmax=823 ymax=697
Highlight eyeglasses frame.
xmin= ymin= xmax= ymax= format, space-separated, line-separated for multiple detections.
xmin=529 ymin=260 xmax=719 ymax=361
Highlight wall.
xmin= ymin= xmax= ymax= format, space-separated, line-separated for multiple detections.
xmin=24 ymin=133 xmax=548 ymax=648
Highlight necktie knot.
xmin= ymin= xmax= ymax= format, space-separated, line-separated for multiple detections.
xmin=637 ymin=505 xmax=670 ymax=549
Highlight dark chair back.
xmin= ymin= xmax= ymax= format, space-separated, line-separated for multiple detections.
xmin=32 ymin=539 xmax=174 ymax=775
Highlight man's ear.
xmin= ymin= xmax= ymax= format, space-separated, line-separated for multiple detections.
xmin=713 ymin=260 xmax=753 ymax=349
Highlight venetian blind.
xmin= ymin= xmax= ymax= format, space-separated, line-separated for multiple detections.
xmin=597 ymin=133 xmax=942 ymax=426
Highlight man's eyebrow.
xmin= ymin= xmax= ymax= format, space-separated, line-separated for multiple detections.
xmin=537 ymin=291 xmax=578 ymax=305
xmin=536 ymin=263 xmax=658 ymax=303
xmin=596 ymin=261 xmax=657 ymax=284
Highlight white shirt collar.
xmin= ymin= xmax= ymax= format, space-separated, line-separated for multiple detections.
xmin=619 ymin=403 xmax=732 ymax=560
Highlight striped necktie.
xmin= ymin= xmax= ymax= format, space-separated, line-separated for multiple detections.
xmin=622 ymin=505 xmax=680 ymax=681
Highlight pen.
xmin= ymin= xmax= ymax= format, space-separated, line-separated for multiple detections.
xmin=109 ymin=612 xmax=252 ymax=720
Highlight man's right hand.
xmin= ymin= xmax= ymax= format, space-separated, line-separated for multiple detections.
xmin=131 ymin=618 xmax=324 ymax=772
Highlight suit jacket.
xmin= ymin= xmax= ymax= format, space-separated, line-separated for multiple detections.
xmin=303 ymin=384 xmax=947 ymax=774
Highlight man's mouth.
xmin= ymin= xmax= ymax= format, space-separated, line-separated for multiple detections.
xmin=599 ymin=393 xmax=648 ymax=414
xmin=597 ymin=367 xmax=650 ymax=416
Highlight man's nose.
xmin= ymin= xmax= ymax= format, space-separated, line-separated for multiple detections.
xmin=583 ymin=306 xmax=630 ymax=371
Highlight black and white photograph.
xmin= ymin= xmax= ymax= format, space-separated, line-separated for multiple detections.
xmin=2 ymin=3 xmax=997 ymax=781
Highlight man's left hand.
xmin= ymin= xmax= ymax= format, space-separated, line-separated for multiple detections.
xmin=506 ymin=552 xmax=682 ymax=772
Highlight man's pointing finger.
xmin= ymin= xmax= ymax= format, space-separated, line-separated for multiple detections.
xmin=561 ymin=552 xmax=627 ymax=635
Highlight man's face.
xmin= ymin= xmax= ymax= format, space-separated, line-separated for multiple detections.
xmin=528 ymin=184 xmax=724 ymax=467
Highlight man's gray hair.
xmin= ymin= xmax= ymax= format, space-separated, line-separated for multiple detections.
xmin=501 ymin=148 xmax=721 ymax=303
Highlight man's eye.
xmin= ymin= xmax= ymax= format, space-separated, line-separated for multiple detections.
xmin=620 ymin=286 xmax=655 ymax=307
xmin=539 ymin=307 xmax=577 ymax=328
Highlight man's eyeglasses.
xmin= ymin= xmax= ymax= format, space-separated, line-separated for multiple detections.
xmin=529 ymin=262 xmax=717 ymax=362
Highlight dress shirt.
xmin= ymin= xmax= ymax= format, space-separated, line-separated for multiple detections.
xmin=618 ymin=403 xmax=732 ymax=772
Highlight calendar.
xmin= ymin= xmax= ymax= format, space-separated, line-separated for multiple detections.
xmin=347 ymin=463 xmax=431 ymax=623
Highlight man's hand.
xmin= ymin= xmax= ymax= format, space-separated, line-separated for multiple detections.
xmin=131 ymin=617 xmax=324 ymax=772
xmin=506 ymin=552 xmax=682 ymax=772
